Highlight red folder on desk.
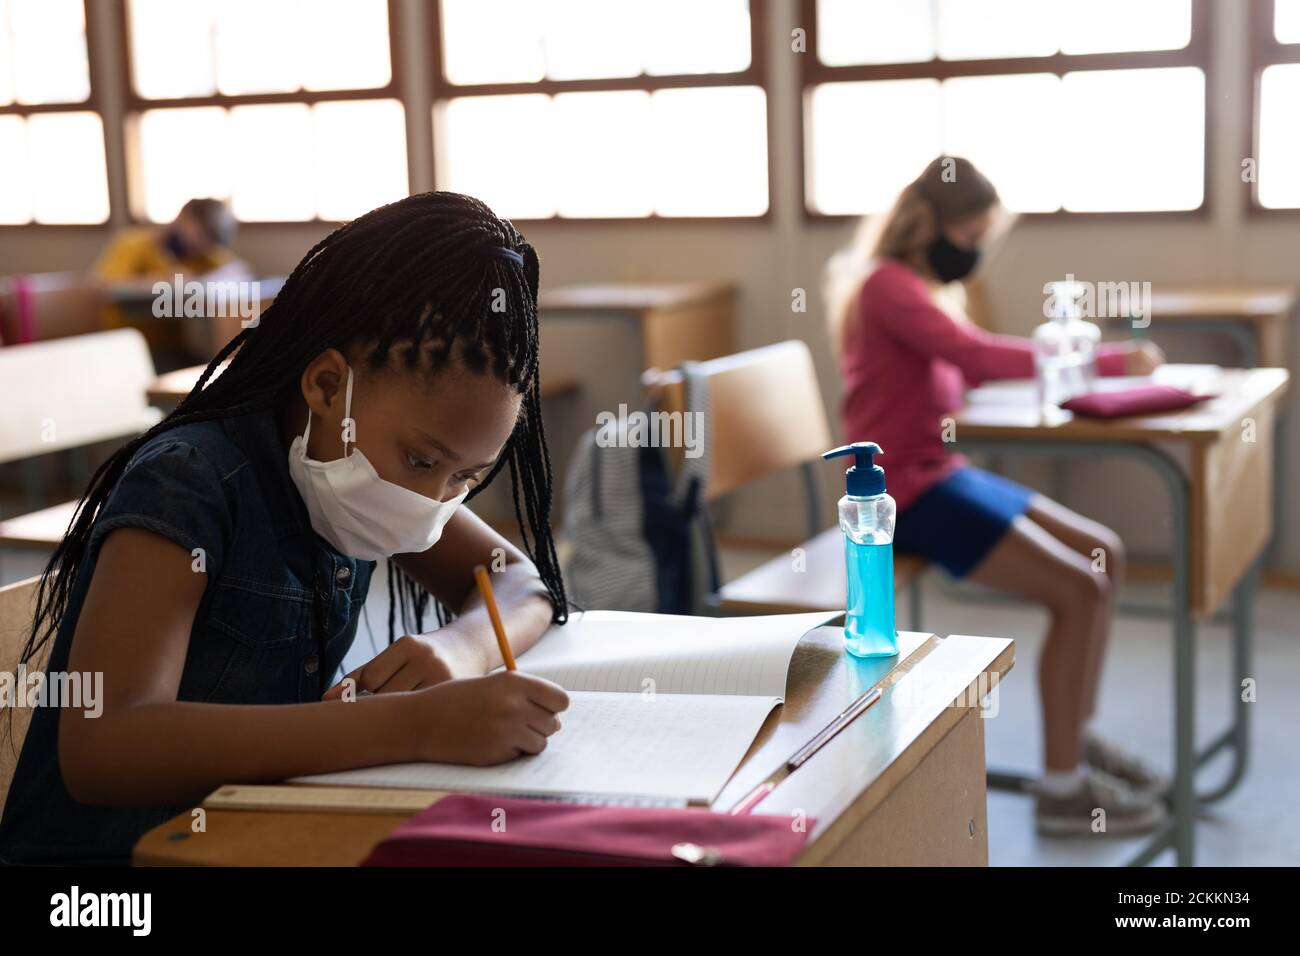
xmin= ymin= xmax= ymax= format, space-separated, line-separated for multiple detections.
xmin=360 ymin=794 xmax=813 ymax=867
xmin=1061 ymin=384 xmax=1214 ymax=419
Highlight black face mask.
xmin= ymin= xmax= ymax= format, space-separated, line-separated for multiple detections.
xmin=925 ymin=236 xmax=980 ymax=283
xmin=163 ymin=228 xmax=191 ymax=261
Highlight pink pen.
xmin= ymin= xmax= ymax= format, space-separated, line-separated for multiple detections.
xmin=730 ymin=781 xmax=775 ymax=815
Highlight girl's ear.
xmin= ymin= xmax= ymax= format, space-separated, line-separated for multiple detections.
xmin=300 ymin=348 xmax=350 ymax=419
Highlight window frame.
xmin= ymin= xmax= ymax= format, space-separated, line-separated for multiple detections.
xmin=1247 ymin=0 xmax=1300 ymax=216
xmin=797 ymin=0 xmax=1215 ymax=223
xmin=112 ymin=0 xmax=410 ymax=228
xmin=428 ymin=0 xmax=775 ymax=225
xmin=0 ymin=0 xmax=111 ymax=230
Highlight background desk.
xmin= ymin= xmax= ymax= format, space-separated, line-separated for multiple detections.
xmin=954 ymin=365 xmax=1289 ymax=866
xmin=146 ymin=362 xmax=580 ymax=410
xmin=1105 ymin=285 xmax=1296 ymax=370
xmin=134 ymin=629 xmax=1014 ymax=866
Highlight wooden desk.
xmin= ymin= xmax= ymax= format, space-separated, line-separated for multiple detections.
xmin=0 ymin=500 xmax=79 ymax=548
xmin=108 ymin=276 xmax=287 ymax=365
xmin=953 ymin=364 xmax=1289 ymax=867
xmin=1106 ymin=285 xmax=1296 ymax=370
xmin=134 ymin=628 xmax=1014 ymax=866
xmin=539 ymin=280 xmax=735 ymax=372
xmin=536 ymin=281 xmax=737 ymax=521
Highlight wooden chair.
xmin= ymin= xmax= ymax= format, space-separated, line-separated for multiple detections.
xmin=0 ymin=576 xmax=44 ymax=811
xmin=651 ymin=340 xmax=926 ymax=623
xmin=0 ymin=328 xmax=162 ymax=545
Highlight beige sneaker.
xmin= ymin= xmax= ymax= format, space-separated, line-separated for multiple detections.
xmin=1085 ymin=732 xmax=1170 ymax=799
xmin=1035 ymin=768 xmax=1168 ymax=837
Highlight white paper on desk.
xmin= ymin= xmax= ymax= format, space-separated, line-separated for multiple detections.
xmin=966 ymin=365 xmax=1223 ymax=405
xmin=295 ymin=691 xmax=780 ymax=803
xmin=292 ymin=609 xmax=836 ymax=804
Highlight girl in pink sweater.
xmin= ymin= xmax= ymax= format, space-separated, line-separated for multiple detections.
xmin=828 ymin=156 xmax=1168 ymax=837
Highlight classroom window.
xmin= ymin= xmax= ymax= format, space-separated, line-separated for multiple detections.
xmin=803 ymin=0 xmax=1209 ymax=216
xmin=122 ymin=0 xmax=408 ymax=223
xmin=1252 ymin=0 xmax=1300 ymax=210
xmin=432 ymin=0 xmax=770 ymax=220
xmin=0 ymin=0 xmax=108 ymax=224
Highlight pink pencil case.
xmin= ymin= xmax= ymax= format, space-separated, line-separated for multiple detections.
xmin=1061 ymin=384 xmax=1214 ymax=419
xmin=360 ymin=793 xmax=813 ymax=867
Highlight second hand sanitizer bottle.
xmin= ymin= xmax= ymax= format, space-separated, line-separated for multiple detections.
xmin=823 ymin=442 xmax=898 ymax=658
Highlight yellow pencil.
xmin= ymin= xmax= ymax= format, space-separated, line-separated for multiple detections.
xmin=473 ymin=564 xmax=516 ymax=671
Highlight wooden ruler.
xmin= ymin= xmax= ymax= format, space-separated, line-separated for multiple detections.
xmin=205 ymin=784 xmax=692 ymax=814
xmin=205 ymin=784 xmax=447 ymax=815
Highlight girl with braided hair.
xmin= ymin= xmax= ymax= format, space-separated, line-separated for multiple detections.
xmin=0 ymin=192 xmax=570 ymax=864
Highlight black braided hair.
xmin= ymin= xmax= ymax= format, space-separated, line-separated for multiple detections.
xmin=19 ymin=191 xmax=569 ymax=674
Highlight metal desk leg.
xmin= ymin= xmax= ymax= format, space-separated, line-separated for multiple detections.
xmin=960 ymin=440 xmax=1198 ymax=866
xmin=1195 ymin=557 xmax=1260 ymax=804
xmin=1127 ymin=443 xmax=1196 ymax=867
xmin=907 ymin=574 xmax=923 ymax=632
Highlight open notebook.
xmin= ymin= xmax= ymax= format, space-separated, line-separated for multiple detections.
xmin=292 ymin=609 xmax=837 ymax=805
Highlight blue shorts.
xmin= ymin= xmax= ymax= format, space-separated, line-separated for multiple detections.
xmin=894 ymin=466 xmax=1035 ymax=579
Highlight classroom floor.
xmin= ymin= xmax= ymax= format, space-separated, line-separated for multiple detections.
xmin=2 ymin=541 xmax=1296 ymax=867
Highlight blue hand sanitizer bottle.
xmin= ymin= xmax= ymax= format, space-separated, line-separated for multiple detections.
xmin=823 ymin=442 xmax=898 ymax=658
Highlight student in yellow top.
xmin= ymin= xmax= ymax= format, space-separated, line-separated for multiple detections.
xmin=93 ymin=198 xmax=242 ymax=365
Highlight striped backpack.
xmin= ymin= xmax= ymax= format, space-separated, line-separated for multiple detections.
xmin=560 ymin=366 xmax=718 ymax=615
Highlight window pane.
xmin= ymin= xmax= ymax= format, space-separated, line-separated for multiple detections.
xmin=1059 ymin=0 xmax=1191 ymax=54
xmin=440 ymin=0 xmax=545 ymax=85
xmin=441 ymin=0 xmax=750 ymax=84
xmin=651 ymin=86 xmax=766 ymax=216
xmin=8 ymin=0 xmax=90 ymax=105
xmin=436 ymin=95 xmax=556 ymax=219
xmin=313 ymin=99 xmax=407 ymax=220
xmin=1278 ymin=0 xmax=1300 ymax=43
xmin=1061 ymin=67 xmax=1203 ymax=211
xmin=136 ymin=102 xmax=407 ymax=222
xmin=553 ymin=91 xmax=654 ymax=217
xmin=26 ymin=112 xmax=108 ymax=223
xmin=215 ymin=0 xmax=302 ymax=96
xmin=130 ymin=0 xmax=391 ymax=98
xmin=646 ymin=0 xmax=750 ymax=75
xmin=302 ymin=0 xmax=391 ymax=90
xmin=936 ymin=0 xmax=1058 ymax=60
xmin=1258 ymin=64 xmax=1300 ymax=208
xmin=228 ymin=104 xmax=314 ymax=220
xmin=816 ymin=0 xmax=934 ymax=66
xmin=135 ymin=107 xmax=230 ymax=222
xmin=128 ymin=0 xmax=218 ymax=99
xmin=942 ymin=74 xmax=1060 ymax=212
xmin=807 ymin=79 xmax=942 ymax=214
xmin=0 ymin=114 xmax=30 ymax=222
xmin=543 ymin=0 xmax=645 ymax=81
xmin=0 ymin=0 xmax=13 ymax=106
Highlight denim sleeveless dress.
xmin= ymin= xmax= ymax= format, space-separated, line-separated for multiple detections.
xmin=0 ymin=409 xmax=375 ymax=864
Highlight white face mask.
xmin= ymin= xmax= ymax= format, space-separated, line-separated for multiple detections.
xmin=287 ymin=366 xmax=468 ymax=561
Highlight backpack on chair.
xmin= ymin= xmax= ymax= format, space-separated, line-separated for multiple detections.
xmin=560 ymin=364 xmax=719 ymax=615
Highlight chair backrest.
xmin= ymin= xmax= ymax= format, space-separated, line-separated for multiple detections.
xmin=654 ymin=340 xmax=834 ymax=503
xmin=0 ymin=576 xmax=44 ymax=812
xmin=0 ymin=327 xmax=162 ymax=465
xmin=0 ymin=272 xmax=104 ymax=344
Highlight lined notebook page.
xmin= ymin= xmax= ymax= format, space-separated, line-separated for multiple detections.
xmin=293 ymin=691 xmax=779 ymax=804
xmin=512 ymin=609 xmax=836 ymax=698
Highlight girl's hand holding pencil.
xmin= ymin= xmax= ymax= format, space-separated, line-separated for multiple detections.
xmin=322 ymin=564 xmax=569 ymax=766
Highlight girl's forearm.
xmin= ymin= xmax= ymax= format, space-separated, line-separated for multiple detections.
xmin=59 ymin=692 xmax=426 ymax=807
xmin=446 ymin=562 xmax=555 ymax=673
